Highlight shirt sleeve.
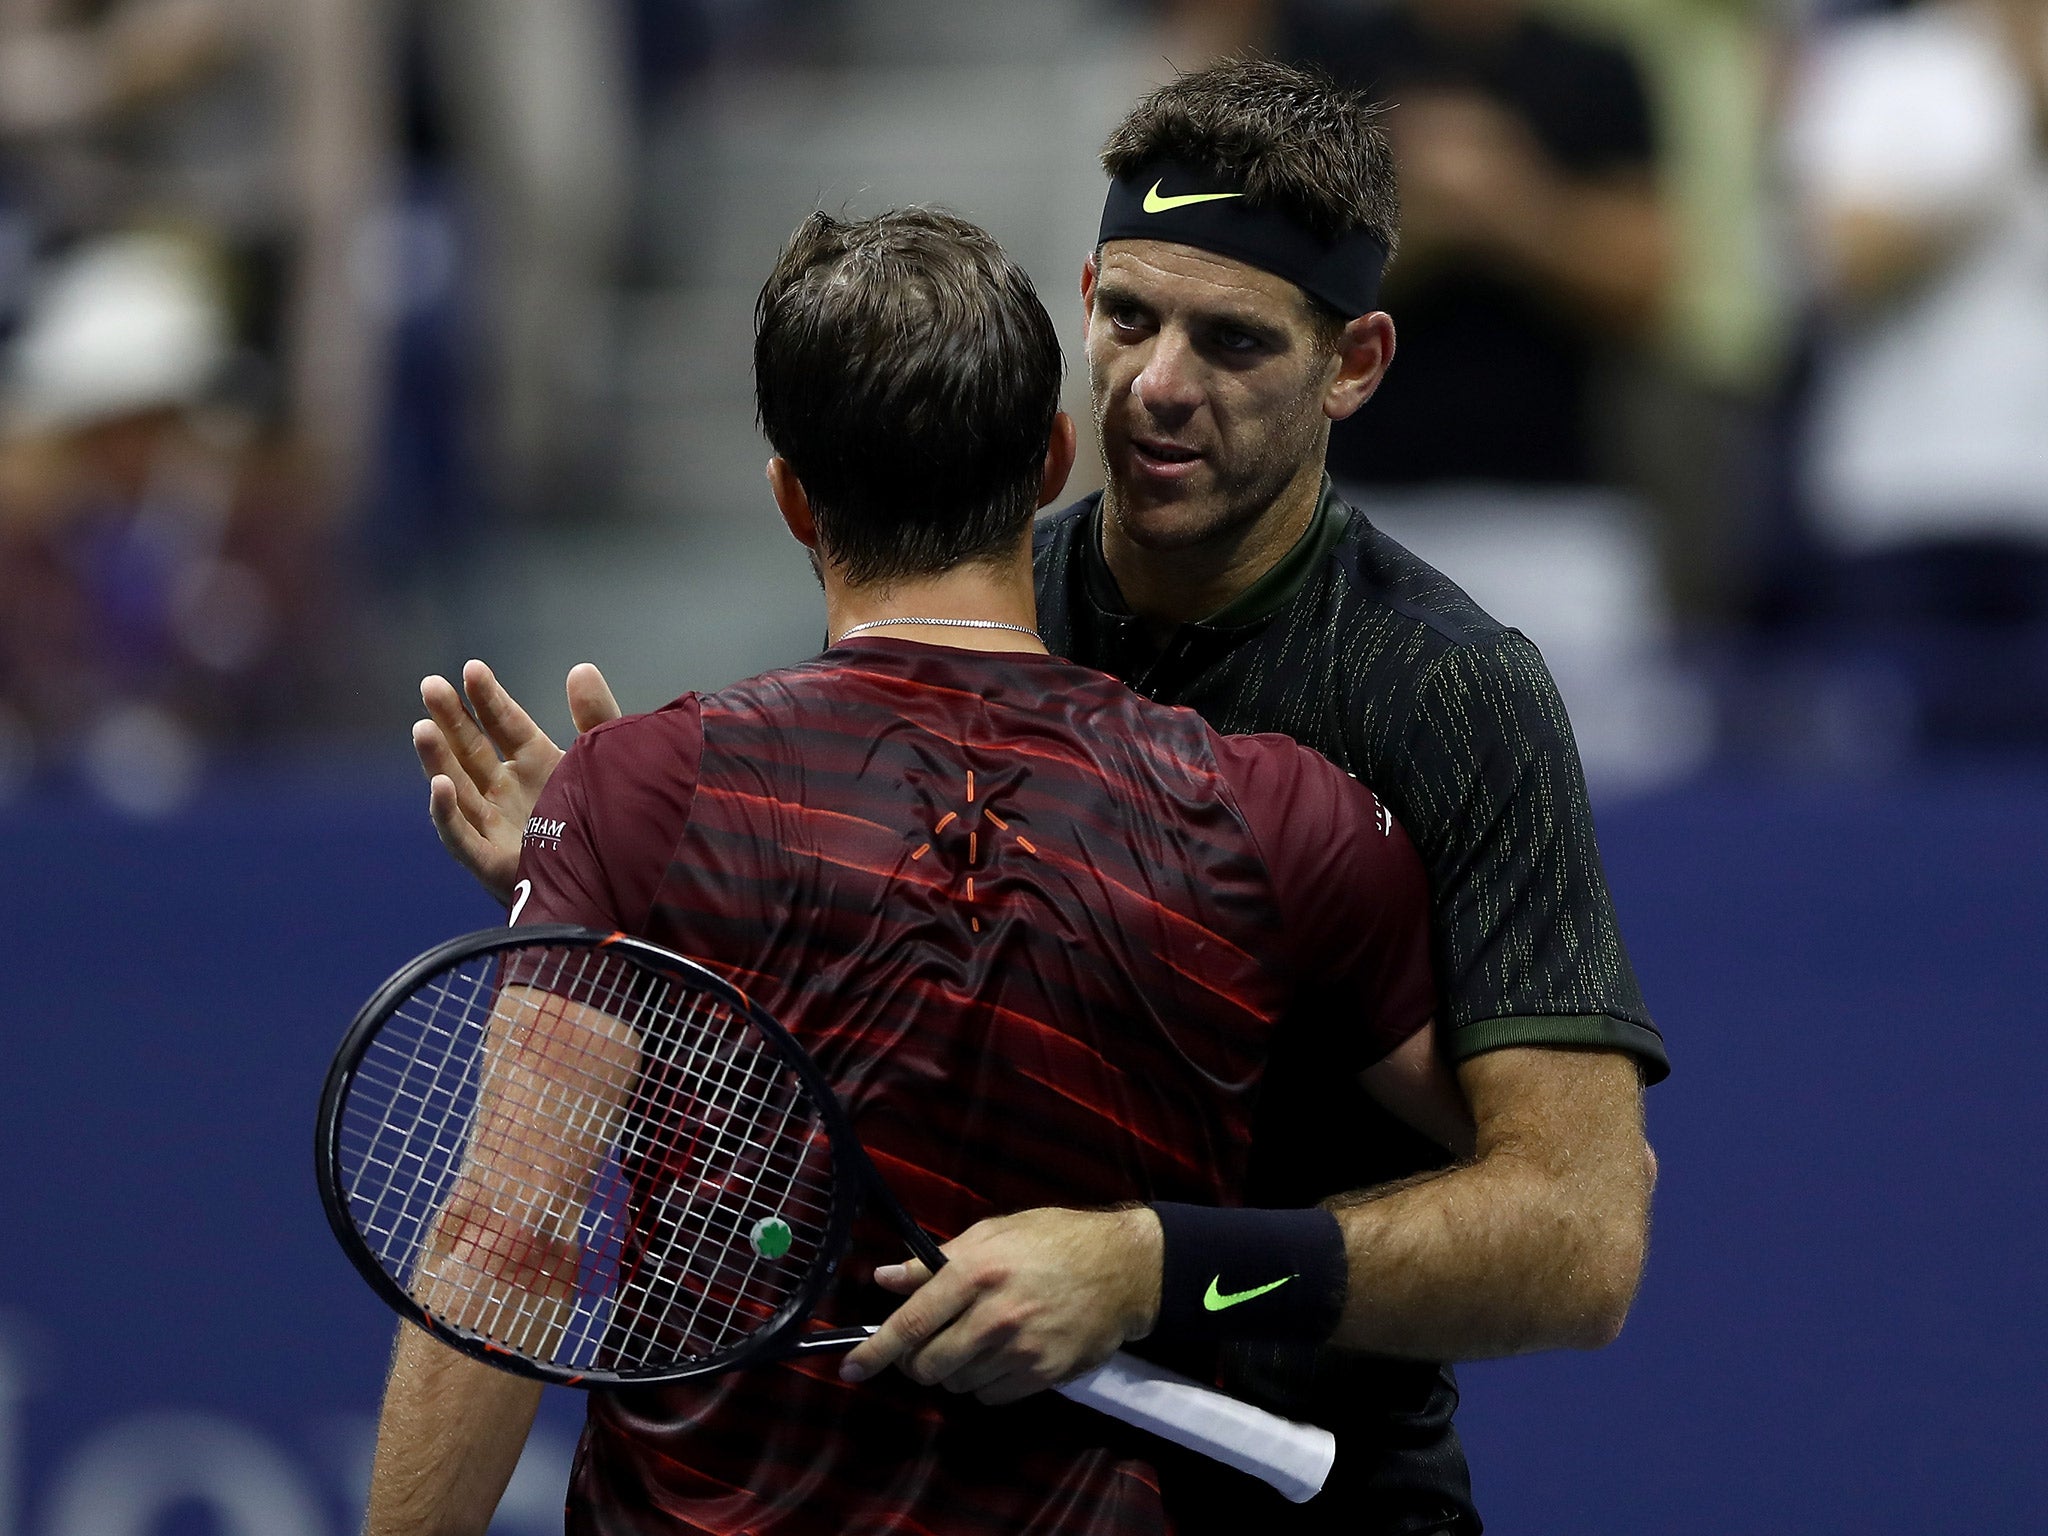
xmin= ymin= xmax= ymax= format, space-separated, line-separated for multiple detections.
xmin=1396 ymin=632 xmax=1668 ymax=1080
xmin=1211 ymin=732 xmax=1437 ymax=1069
xmin=512 ymin=697 xmax=705 ymax=934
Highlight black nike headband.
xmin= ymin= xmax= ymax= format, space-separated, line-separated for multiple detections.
xmin=1096 ymin=161 xmax=1389 ymax=319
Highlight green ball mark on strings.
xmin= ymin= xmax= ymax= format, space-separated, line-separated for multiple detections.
xmin=751 ymin=1216 xmax=794 ymax=1260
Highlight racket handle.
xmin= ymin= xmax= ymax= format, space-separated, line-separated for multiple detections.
xmin=1059 ymin=1350 xmax=1335 ymax=1504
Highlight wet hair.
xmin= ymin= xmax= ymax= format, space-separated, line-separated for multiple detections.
xmin=1102 ymin=55 xmax=1399 ymax=334
xmin=753 ymin=208 xmax=1063 ymax=587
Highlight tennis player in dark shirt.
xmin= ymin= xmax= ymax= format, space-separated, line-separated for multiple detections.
xmin=371 ymin=206 xmax=1471 ymax=1536
xmin=415 ymin=59 xmax=1662 ymax=1536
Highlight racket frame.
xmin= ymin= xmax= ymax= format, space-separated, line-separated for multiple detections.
xmin=315 ymin=924 xmax=872 ymax=1388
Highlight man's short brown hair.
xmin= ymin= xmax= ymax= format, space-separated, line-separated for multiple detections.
xmin=1101 ymin=57 xmax=1399 ymax=262
xmin=753 ymin=208 xmax=1062 ymax=588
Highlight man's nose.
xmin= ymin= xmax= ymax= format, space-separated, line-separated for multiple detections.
xmin=1132 ymin=329 xmax=1201 ymax=423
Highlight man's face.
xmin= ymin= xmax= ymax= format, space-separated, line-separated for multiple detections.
xmin=1083 ymin=240 xmax=1341 ymax=554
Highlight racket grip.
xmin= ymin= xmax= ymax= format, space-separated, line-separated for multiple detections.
xmin=1058 ymin=1350 xmax=1335 ymax=1504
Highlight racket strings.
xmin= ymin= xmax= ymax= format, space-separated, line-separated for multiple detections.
xmin=335 ymin=941 xmax=839 ymax=1374
xmin=615 ymin=987 xmax=835 ymax=1356
xmin=343 ymin=945 xmax=630 ymax=1355
xmin=448 ymin=945 xmax=647 ymax=1351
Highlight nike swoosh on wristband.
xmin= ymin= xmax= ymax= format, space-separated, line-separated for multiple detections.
xmin=1143 ymin=181 xmax=1246 ymax=214
xmin=1203 ymin=1274 xmax=1296 ymax=1311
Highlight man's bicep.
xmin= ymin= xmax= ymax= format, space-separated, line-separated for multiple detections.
xmin=514 ymin=740 xmax=616 ymax=929
xmin=516 ymin=702 xmax=702 ymax=935
xmin=420 ymin=984 xmax=641 ymax=1353
xmin=1462 ymin=1045 xmax=1655 ymax=1339
xmin=1218 ymin=734 xmax=1438 ymax=1064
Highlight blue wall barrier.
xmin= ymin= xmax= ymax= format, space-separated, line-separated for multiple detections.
xmin=2 ymin=765 xmax=2041 ymax=1534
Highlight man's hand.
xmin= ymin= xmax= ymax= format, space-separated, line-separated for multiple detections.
xmin=412 ymin=660 xmax=621 ymax=904
xmin=840 ymin=1206 xmax=1162 ymax=1405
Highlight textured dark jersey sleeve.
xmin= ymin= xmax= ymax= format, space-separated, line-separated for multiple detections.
xmin=1402 ymin=633 xmax=1667 ymax=1078
xmin=1212 ymin=733 xmax=1436 ymax=1069
xmin=512 ymin=697 xmax=704 ymax=933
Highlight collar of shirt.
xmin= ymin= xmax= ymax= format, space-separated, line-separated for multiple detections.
xmin=1076 ymin=474 xmax=1350 ymax=693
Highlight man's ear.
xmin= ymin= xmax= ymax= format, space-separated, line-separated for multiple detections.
xmin=1079 ymin=251 xmax=1099 ymax=323
xmin=1324 ymin=311 xmax=1397 ymax=423
xmin=1038 ymin=412 xmax=1078 ymax=509
xmin=766 ymin=457 xmax=817 ymax=548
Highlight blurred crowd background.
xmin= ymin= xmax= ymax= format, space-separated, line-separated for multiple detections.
xmin=2 ymin=0 xmax=2046 ymax=804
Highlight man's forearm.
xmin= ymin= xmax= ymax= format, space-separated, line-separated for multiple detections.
xmin=364 ymin=1324 xmax=542 ymax=1536
xmin=834 ymin=1053 xmax=1652 ymax=1396
xmin=1324 ymin=1047 xmax=1653 ymax=1361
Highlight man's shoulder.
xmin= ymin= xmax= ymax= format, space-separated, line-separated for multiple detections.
xmin=1318 ymin=501 xmax=1531 ymax=677
xmin=580 ymin=693 xmax=702 ymax=742
xmin=1208 ymin=728 xmax=1388 ymax=834
xmin=565 ymin=695 xmax=704 ymax=784
xmin=1237 ymin=498 xmax=1579 ymax=792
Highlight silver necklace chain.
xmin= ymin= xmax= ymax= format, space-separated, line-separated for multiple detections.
xmin=834 ymin=616 xmax=1043 ymax=644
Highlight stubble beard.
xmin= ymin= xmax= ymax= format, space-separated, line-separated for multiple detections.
xmin=1094 ymin=376 xmax=1328 ymax=559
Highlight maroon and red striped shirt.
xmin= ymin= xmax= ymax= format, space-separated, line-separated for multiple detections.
xmin=513 ymin=637 xmax=1433 ymax=1536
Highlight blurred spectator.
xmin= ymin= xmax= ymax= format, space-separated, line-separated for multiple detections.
xmin=1781 ymin=0 xmax=2048 ymax=745
xmin=0 ymin=0 xmax=392 ymax=509
xmin=400 ymin=0 xmax=633 ymax=525
xmin=0 ymin=232 xmax=336 ymax=810
xmin=1277 ymin=0 xmax=1671 ymax=488
xmin=1785 ymin=0 xmax=2048 ymax=561
xmin=1258 ymin=0 xmax=1709 ymax=783
xmin=0 ymin=0 xmax=636 ymax=532
xmin=1156 ymin=0 xmax=1272 ymax=58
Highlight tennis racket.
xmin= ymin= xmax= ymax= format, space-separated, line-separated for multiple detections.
xmin=316 ymin=924 xmax=1335 ymax=1503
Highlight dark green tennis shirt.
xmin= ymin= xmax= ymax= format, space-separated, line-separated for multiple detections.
xmin=1035 ymin=480 xmax=1667 ymax=1082
xmin=1033 ymin=481 xmax=1668 ymax=1534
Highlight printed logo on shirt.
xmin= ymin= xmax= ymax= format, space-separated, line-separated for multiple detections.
xmin=524 ymin=816 xmax=567 ymax=850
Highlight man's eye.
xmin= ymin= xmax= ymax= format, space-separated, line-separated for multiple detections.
xmin=1107 ymin=305 xmax=1148 ymax=332
xmin=1213 ymin=328 xmax=1262 ymax=354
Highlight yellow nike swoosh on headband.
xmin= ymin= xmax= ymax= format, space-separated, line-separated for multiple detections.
xmin=1203 ymin=1274 xmax=1296 ymax=1311
xmin=1143 ymin=180 xmax=1246 ymax=214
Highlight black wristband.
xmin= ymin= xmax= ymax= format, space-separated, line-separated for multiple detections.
xmin=1147 ymin=1203 xmax=1347 ymax=1344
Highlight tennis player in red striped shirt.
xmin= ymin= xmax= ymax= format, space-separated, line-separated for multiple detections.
xmin=363 ymin=207 xmax=1468 ymax=1535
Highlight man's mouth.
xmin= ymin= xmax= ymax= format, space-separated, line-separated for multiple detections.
xmin=1128 ymin=436 xmax=1204 ymax=476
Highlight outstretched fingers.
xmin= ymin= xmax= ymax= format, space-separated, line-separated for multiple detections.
xmin=416 ymin=722 xmax=495 ymax=830
xmin=426 ymin=773 xmax=508 ymax=895
xmin=462 ymin=660 xmax=553 ymax=765
xmin=565 ymin=663 xmax=623 ymax=735
xmin=421 ymin=673 xmax=502 ymax=787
